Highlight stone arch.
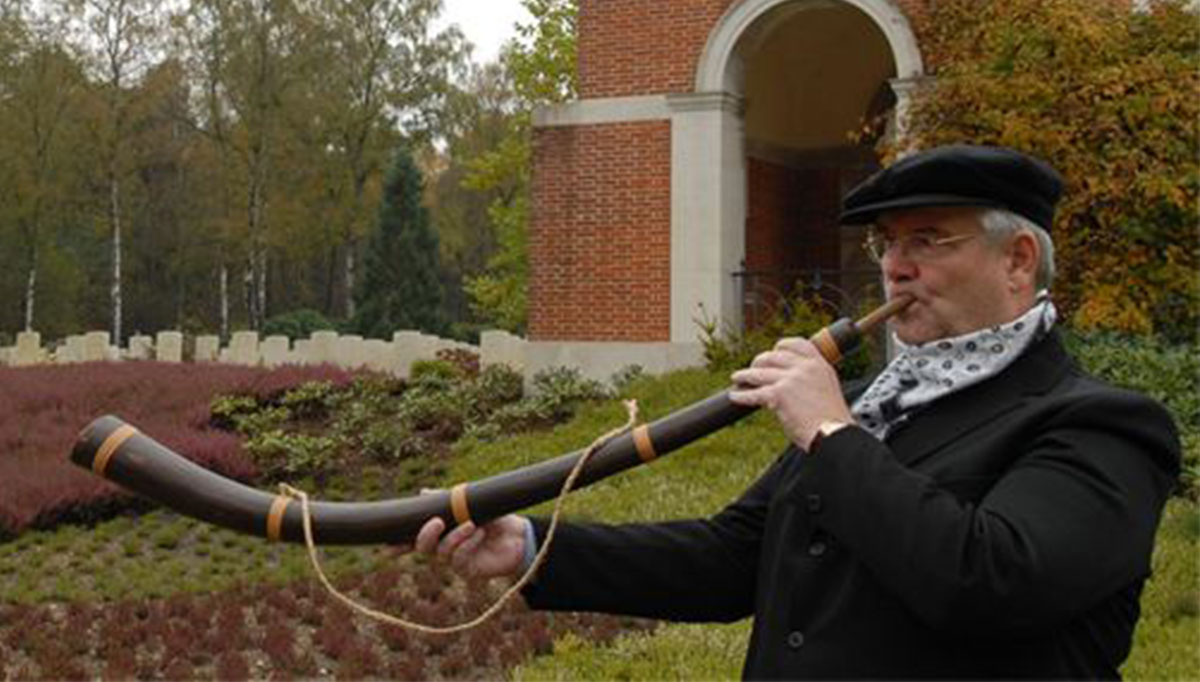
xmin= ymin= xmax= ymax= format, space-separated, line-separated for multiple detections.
xmin=695 ymin=0 xmax=924 ymax=94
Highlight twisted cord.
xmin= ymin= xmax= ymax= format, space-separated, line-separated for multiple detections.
xmin=280 ymin=399 xmax=640 ymax=634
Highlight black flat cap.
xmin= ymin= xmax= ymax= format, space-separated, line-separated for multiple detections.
xmin=839 ymin=145 xmax=1063 ymax=230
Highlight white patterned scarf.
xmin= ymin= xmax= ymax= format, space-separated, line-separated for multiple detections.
xmin=851 ymin=294 xmax=1057 ymax=440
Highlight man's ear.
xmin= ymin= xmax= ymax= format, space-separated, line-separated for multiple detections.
xmin=1006 ymin=230 xmax=1039 ymax=291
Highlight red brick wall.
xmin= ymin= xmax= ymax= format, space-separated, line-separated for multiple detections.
xmin=577 ymin=0 xmax=735 ymax=99
xmin=529 ymin=121 xmax=672 ymax=341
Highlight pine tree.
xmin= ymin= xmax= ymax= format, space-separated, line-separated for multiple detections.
xmin=354 ymin=147 xmax=444 ymax=338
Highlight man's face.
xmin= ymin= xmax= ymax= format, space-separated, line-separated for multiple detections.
xmin=875 ymin=206 xmax=1027 ymax=345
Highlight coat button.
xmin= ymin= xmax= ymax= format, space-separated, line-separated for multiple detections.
xmin=808 ymin=541 xmax=827 ymax=557
xmin=786 ymin=630 xmax=805 ymax=649
xmin=806 ymin=494 xmax=822 ymax=513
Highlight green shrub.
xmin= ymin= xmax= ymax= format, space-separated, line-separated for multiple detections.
xmin=280 ymin=381 xmax=340 ymax=420
xmin=245 ymin=430 xmax=341 ymax=478
xmin=261 ymin=308 xmax=337 ymax=341
xmin=209 ymin=395 xmax=261 ymax=430
xmin=460 ymin=364 xmax=525 ymax=421
xmin=398 ymin=386 xmax=467 ymax=440
xmin=610 ymin=364 xmax=646 ymax=394
xmin=697 ymin=293 xmax=874 ymax=380
xmin=1064 ymin=331 xmax=1199 ymax=494
xmin=409 ymin=359 xmax=463 ymax=386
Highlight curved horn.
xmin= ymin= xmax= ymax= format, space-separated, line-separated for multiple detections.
xmin=70 ymin=295 xmax=914 ymax=545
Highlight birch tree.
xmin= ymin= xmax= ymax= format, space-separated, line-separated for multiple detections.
xmin=5 ymin=32 xmax=83 ymax=332
xmin=62 ymin=0 xmax=160 ymax=343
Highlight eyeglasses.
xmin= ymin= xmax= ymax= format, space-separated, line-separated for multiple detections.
xmin=863 ymin=229 xmax=980 ymax=263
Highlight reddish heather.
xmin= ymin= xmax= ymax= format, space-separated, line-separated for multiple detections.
xmin=0 ymin=362 xmax=354 ymax=536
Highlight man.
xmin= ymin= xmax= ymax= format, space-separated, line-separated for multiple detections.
xmin=415 ymin=145 xmax=1180 ymax=679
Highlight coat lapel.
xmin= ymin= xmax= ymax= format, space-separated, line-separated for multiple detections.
xmin=882 ymin=331 xmax=1074 ymax=468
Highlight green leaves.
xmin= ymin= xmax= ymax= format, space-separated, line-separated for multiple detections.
xmin=459 ymin=0 xmax=577 ymax=333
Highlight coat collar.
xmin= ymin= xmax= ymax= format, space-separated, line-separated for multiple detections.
xmin=879 ymin=330 xmax=1074 ymax=468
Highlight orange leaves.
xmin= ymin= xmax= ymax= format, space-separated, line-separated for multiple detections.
xmin=891 ymin=0 xmax=1199 ymax=340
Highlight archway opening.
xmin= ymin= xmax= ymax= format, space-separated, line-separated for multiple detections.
xmin=735 ymin=0 xmax=896 ymax=327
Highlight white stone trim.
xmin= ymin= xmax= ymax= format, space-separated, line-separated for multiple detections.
xmin=668 ymin=92 xmax=747 ymax=343
xmin=533 ymin=95 xmax=671 ymax=127
xmin=887 ymin=75 xmax=933 ymax=154
xmin=695 ymin=0 xmax=925 ymax=92
xmin=524 ymin=341 xmax=705 ymax=388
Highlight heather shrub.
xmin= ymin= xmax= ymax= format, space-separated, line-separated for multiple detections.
xmin=436 ymin=347 xmax=482 ymax=378
xmin=0 ymin=362 xmax=351 ymax=538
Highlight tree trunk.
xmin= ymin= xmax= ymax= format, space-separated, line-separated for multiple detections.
xmin=243 ymin=259 xmax=255 ymax=330
xmin=256 ymin=246 xmax=267 ymax=326
xmin=344 ymin=239 xmax=356 ymax=319
xmin=111 ymin=175 xmax=122 ymax=343
xmin=220 ymin=263 xmax=229 ymax=340
xmin=24 ymin=250 xmax=37 ymax=333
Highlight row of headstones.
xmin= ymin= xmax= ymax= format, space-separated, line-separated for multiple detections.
xmin=0 ymin=328 xmax=529 ymax=377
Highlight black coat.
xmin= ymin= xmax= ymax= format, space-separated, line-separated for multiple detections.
xmin=522 ymin=333 xmax=1180 ymax=679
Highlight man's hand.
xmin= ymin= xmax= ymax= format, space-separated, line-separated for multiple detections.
xmin=728 ymin=337 xmax=854 ymax=450
xmin=412 ymin=514 xmax=530 ymax=580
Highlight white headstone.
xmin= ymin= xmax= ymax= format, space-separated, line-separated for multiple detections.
xmin=362 ymin=339 xmax=390 ymax=372
xmin=333 ymin=334 xmax=366 ymax=369
xmin=57 ymin=335 xmax=85 ymax=364
xmin=83 ymin=331 xmax=111 ymax=362
xmin=261 ymin=335 xmax=290 ymax=368
xmin=156 ymin=331 xmax=183 ymax=363
xmin=194 ymin=335 xmax=220 ymax=362
xmin=127 ymin=335 xmax=154 ymax=361
xmin=391 ymin=330 xmax=424 ymax=379
xmin=308 ymin=331 xmax=338 ymax=366
xmin=229 ymin=331 xmax=260 ymax=366
xmin=14 ymin=331 xmax=42 ymax=367
xmin=293 ymin=338 xmax=313 ymax=365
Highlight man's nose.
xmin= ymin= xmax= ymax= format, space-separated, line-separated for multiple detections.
xmin=881 ymin=249 xmax=918 ymax=284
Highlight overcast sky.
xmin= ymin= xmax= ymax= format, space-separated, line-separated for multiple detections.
xmin=436 ymin=0 xmax=532 ymax=65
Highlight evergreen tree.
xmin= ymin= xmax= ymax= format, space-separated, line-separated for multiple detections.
xmin=354 ymin=147 xmax=444 ymax=338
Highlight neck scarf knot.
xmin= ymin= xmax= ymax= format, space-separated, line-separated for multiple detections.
xmin=851 ymin=295 xmax=1057 ymax=440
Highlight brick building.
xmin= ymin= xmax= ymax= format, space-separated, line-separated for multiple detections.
xmin=526 ymin=0 xmax=925 ymax=379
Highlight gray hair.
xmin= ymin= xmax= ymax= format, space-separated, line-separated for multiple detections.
xmin=978 ymin=208 xmax=1056 ymax=290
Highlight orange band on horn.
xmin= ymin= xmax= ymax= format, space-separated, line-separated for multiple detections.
xmin=450 ymin=484 xmax=472 ymax=526
xmin=632 ymin=425 xmax=657 ymax=463
xmin=266 ymin=495 xmax=291 ymax=542
xmin=93 ymin=424 xmax=138 ymax=477
xmin=811 ymin=328 xmax=842 ymax=365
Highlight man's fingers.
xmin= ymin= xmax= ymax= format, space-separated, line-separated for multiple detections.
xmin=437 ymin=521 xmax=477 ymax=561
xmin=731 ymin=366 xmax=786 ymax=387
xmin=414 ymin=517 xmax=446 ymax=554
xmin=451 ymin=529 xmax=487 ymax=576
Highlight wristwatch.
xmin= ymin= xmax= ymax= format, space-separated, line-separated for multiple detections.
xmin=809 ymin=420 xmax=850 ymax=454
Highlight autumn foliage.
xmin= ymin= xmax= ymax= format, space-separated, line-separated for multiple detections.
xmin=892 ymin=0 xmax=1199 ymax=340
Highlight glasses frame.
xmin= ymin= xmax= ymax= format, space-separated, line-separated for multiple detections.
xmin=863 ymin=229 xmax=980 ymax=263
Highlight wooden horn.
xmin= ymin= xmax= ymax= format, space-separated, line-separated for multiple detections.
xmin=70 ymin=295 xmax=914 ymax=545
